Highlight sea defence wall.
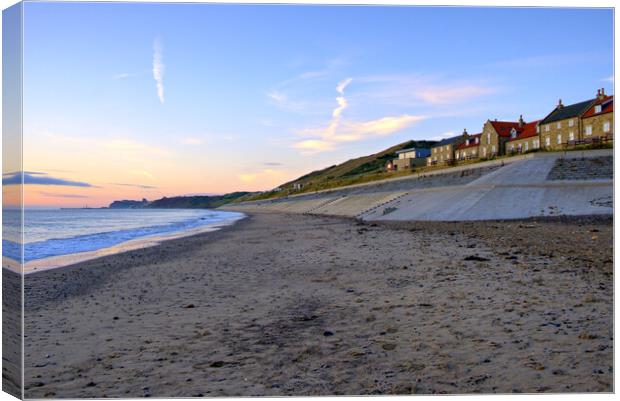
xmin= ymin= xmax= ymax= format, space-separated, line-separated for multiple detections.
xmin=221 ymin=149 xmax=613 ymax=222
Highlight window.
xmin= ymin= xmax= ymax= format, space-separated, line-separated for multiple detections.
xmin=545 ymin=125 xmax=550 ymax=132
xmin=524 ymin=142 xmax=529 ymax=151
xmin=510 ymin=128 xmax=517 ymax=139
xmin=595 ymin=105 xmax=602 ymax=114
xmin=585 ymin=125 xmax=593 ymax=136
xmin=557 ymin=134 xmax=562 ymax=144
xmin=509 ymin=144 xmax=514 ymax=152
xmin=569 ymin=131 xmax=574 ymax=141
xmin=556 ymin=122 xmax=562 ymax=129
xmin=491 ymin=145 xmax=496 ymax=154
xmin=545 ymin=137 xmax=550 ymax=146
xmin=536 ymin=125 xmax=540 ymax=133
xmin=487 ymin=133 xmax=490 ymax=143
xmin=483 ymin=147 xmax=487 ymax=156
xmin=475 ymin=137 xmax=479 ymax=144
xmin=533 ymin=139 xmax=539 ymax=149
xmin=604 ymin=121 xmax=611 ymax=133
xmin=568 ymin=119 xmax=574 ymax=127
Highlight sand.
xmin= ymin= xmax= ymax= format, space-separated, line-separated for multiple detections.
xmin=21 ymin=212 xmax=612 ymax=397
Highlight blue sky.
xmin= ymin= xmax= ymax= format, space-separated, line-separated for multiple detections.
xmin=20 ymin=3 xmax=613 ymax=206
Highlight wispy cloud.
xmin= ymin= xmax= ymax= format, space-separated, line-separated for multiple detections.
xmin=238 ymin=168 xmax=288 ymax=184
xmin=111 ymin=183 xmax=157 ymax=189
xmin=3 ymin=172 xmax=95 ymax=187
xmin=292 ymin=79 xmax=425 ymax=154
xmin=603 ymin=75 xmax=614 ymax=83
xmin=113 ymin=72 xmax=135 ymax=80
xmin=131 ymin=170 xmax=156 ymax=181
xmin=417 ymin=85 xmax=496 ymax=105
xmin=152 ymin=37 xmax=165 ymax=104
xmin=181 ymin=136 xmax=205 ymax=145
xmin=263 ymin=162 xmax=283 ymax=167
xmin=430 ymin=131 xmax=456 ymax=141
xmin=37 ymin=192 xmax=90 ymax=199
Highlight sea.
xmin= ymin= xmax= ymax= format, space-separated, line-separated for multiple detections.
xmin=2 ymin=208 xmax=245 ymax=270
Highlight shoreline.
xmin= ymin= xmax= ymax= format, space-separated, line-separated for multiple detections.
xmin=4 ymin=213 xmax=247 ymax=275
xmin=22 ymin=211 xmax=612 ymax=396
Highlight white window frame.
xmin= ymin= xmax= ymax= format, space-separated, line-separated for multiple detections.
xmin=491 ymin=145 xmax=496 ymax=153
xmin=524 ymin=142 xmax=529 ymax=151
xmin=568 ymin=131 xmax=574 ymax=141
xmin=568 ymin=119 xmax=574 ymax=127
xmin=556 ymin=122 xmax=562 ymax=129
xmin=603 ymin=121 xmax=611 ymax=133
xmin=585 ymin=125 xmax=593 ymax=136
xmin=557 ymin=134 xmax=562 ymax=144
xmin=533 ymin=139 xmax=539 ymax=149
xmin=545 ymin=125 xmax=550 ymax=132
xmin=595 ymin=105 xmax=602 ymax=114
xmin=545 ymin=137 xmax=550 ymax=146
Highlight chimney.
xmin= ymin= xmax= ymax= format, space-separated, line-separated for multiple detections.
xmin=518 ymin=114 xmax=524 ymax=128
xmin=598 ymin=88 xmax=606 ymax=100
xmin=557 ymin=99 xmax=564 ymax=109
xmin=462 ymin=128 xmax=468 ymax=137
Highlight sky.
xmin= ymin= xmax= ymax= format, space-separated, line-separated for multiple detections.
xmin=10 ymin=3 xmax=614 ymax=207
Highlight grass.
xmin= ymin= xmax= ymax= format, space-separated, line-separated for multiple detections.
xmin=235 ymin=140 xmax=613 ymax=203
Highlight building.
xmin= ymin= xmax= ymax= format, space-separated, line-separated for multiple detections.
xmin=538 ymin=93 xmax=602 ymax=150
xmin=505 ymin=119 xmax=541 ymax=154
xmin=580 ymin=91 xmax=613 ymax=143
xmin=455 ymin=133 xmax=481 ymax=160
xmin=479 ymin=118 xmax=528 ymax=158
xmin=387 ymin=147 xmax=431 ymax=171
xmin=427 ymin=131 xmax=468 ymax=166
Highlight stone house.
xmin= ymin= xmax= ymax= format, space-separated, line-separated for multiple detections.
xmin=505 ymin=120 xmax=541 ymax=154
xmin=479 ymin=118 xmax=526 ymax=158
xmin=538 ymin=93 xmax=601 ymax=149
xmin=455 ymin=133 xmax=481 ymax=160
xmin=387 ymin=147 xmax=431 ymax=171
xmin=427 ymin=131 xmax=468 ymax=166
xmin=581 ymin=91 xmax=613 ymax=141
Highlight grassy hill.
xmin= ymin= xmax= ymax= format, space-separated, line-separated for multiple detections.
xmin=238 ymin=139 xmax=436 ymax=202
xmin=109 ymin=192 xmax=254 ymax=209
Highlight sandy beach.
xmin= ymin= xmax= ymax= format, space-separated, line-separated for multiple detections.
xmin=22 ymin=212 xmax=612 ymax=397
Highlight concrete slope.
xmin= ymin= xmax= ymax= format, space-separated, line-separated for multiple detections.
xmin=223 ymin=149 xmax=613 ymax=221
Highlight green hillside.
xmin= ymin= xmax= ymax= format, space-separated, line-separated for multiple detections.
xmin=238 ymin=139 xmax=436 ymax=201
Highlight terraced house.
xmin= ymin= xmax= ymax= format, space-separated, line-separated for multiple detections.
xmin=427 ymin=131 xmax=468 ymax=166
xmin=455 ymin=132 xmax=481 ymax=160
xmin=386 ymin=147 xmax=431 ymax=171
xmin=538 ymin=92 xmax=604 ymax=149
xmin=505 ymin=119 xmax=541 ymax=154
xmin=479 ymin=118 xmax=526 ymax=158
xmin=581 ymin=91 xmax=613 ymax=142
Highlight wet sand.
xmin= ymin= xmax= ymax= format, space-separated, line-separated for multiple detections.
xmin=23 ymin=212 xmax=612 ymax=396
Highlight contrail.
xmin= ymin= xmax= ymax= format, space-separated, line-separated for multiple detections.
xmin=152 ymin=37 xmax=165 ymax=103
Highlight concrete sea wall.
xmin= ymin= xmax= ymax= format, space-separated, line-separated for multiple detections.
xmin=222 ymin=149 xmax=613 ymax=222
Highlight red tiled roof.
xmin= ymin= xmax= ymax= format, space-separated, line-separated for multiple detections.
xmin=507 ymin=120 xmax=541 ymax=142
xmin=489 ymin=120 xmax=522 ymax=137
xmin=456 ymin=133 xmax=481 ymax=150
xmin=582 ymin=95 xmax=614 ymax=118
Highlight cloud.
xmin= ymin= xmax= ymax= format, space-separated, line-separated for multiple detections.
xmin=181 ymin=136 xmax=205 ymax=145
xmin=111 ymin=183 xmax=157 ymax=189
xmin=416 ymin=85 xmax=496 ymax=105
xmin=263 ymin=162 xmax=283 ymax=167
xmin=131 ymin=170 xmax=156 ymax=181
xmin=292 ymin=79 xmax=425 ymax=154
xmin=430 ymin=131 xmax=456 ymax=141
xmin=603 ymin=76 xmax=614 ymax=83
xmin=266 ymin=90 xmax=310 ymax=112
xmin=336 ymin=77 xmax=353 ymax=94
xmin=3 ymin=172 xmax=95 ymax=187
xmin=37 ymin=192 xmax=90 ymax=199
xmin=113 ymin=72 xmax=134 ymax=80
xmin=152 ymin=37 xmax=165 ymax=103
xmin=238 ymin=168 xmax=287 ymax=184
